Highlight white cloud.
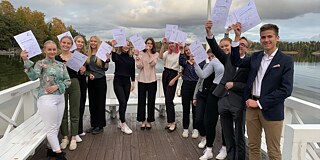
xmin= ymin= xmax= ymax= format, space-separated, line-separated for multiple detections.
xmin=10 ymin=0 xmax=320 ymax=42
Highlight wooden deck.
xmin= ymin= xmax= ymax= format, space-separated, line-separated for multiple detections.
xmin=28 ymin=111 xmax=270 ymax=160
xmin=28 ymin=112 xmax=225 ymax=160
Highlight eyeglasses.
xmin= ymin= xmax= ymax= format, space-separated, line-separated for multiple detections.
xmin=239 ymin=43 xmax=249 ymax=48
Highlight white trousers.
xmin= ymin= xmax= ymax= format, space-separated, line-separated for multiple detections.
xmin=37 ymin=94 xmax=65 ymax=152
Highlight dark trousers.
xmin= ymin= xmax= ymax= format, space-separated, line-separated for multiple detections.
xmin=194 ymin=90 xmax=208 ymax=137
xmin=88 ymin=76 xmax=106 ymax=128
xmin=219 ymin=97 xmax=246 ymax=160
xmin=78 ymin=75 xmax=87 ymax=134
xmin=113 ymin=75 xmax=131 ymax=123
xmin=181 ymin=80 xmax=197 ymax=129
xmin=204 ymin=84 xmax=220 ymax=148
xmin=162 ymin=68 xmax=178 ymax=123
xmin=137 ymin=81 xmax=157 ymax=122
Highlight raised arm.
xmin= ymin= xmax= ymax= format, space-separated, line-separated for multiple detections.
xmin=159 ymin=38 xmax=167 ymax=59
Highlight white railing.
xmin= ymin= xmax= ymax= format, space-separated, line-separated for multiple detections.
xmin=0 ymin=80 xmax=39 ymax=138
xmin=0 ymin=74 xmax=319 ymax=160
xmin=282 ymin=97 xmax=320 ymax=160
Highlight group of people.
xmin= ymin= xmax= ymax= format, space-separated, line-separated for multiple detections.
xmin=20 ymin=19 xmax=293 ymax=160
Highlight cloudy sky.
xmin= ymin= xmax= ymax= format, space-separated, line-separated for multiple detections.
xmin=10 ymin=0 xmax=320 ymax=43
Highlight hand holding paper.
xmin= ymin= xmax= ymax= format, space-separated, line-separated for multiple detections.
xmin=189 ymin=41 xmax=207 ymax=65
xmin=14 ymin=30 xmax=42 ymax=59
xmin=66 ymin=50 xmax=88 ymax=72
xmin=96 ymin=41 xmax=113 ymax=62
xmin=113 ymin=28 xmax=126 ymax=47
xmin=130 ymin=33 xmax=145 ymax=51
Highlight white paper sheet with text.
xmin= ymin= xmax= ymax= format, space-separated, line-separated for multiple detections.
xmin=165 ymin=24 xmax=178 ymax=39
xmin=14 ymin=30 xmax=42 ymax=59
xmin=189 ymin=41 xmax=207 ymax=65
xmin=211 ymin=0 xmax=233 ymax=29
xmin=169 ymin=29 xmax=188 ymax=45
xmin=130 ymin=33 xmax=145 ymax=51
xmin=234 ymin=0 xmax=261 ymax=32
xmin=113 ymin=28 xmax=126 ymax=47
xmin=57 ymin=31 xmax=77 ymax=51
xmin=96 ymin=41 xmax=112 ymax=62
xmin=66 ymin=50 xmax=88 ymax=72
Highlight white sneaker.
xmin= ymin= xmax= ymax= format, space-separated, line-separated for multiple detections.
xmin=121 ymin=123 xmax=133 ymax=135
xmin=198 ymin=137 xmax=206 ymax=149
xmin=60 ymin=139 xmax=69 ymax=150
xmin=199 ymin=148 xmax=213 ymax=160
xmin=69 ymin=140 xmax=77 ymax=150
xmin=75 ymin=135 xmax=82 ymax=143
xmin=215 ymin=146 xmax=227 ymax=160
xmin=79 ymin=132 xmax=86 ymax=136
xmin=182 ymin=129 xmax=189 ymax=138
xmin=192 ymin=129 xmax=199 ymax=138
xmin=117 ymin=121 xmax=122 ymax=129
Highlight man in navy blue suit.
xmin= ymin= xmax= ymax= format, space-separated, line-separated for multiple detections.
xmin=230 ymin=23 xmax=294 ymax=160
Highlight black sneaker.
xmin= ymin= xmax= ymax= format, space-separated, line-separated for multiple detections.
xmin=55 ymin=152 xmax=67 ymax=160
xmin=92 ymin=127 xmax=103 ymax=135
xmin=46 ymin=149 xmax=56 ymax=157
xmin=86 ymin=127 xmax=95 ymax=133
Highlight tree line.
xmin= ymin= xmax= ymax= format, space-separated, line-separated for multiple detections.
xmin=0 ymin=1 xmax=84 ymax=50
xmin=1 ymin=1 xmax=319 ymax=62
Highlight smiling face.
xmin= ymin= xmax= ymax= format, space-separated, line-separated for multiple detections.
xmin=44 ymin=42 xmax=57 ymax=60
xmin=75 ymin=37 xmax=84 ymax=50
xmin=90 ymin=37 xmax=98 ymax=49
xmin=239 ymin=38 xmax=249 ymax=56
xmin=219 ymin=40 xmax=231 ymax=54
xmin=184 ymin=45 xmax=191 ymax=56
xmin=60 ymin=37 xmax=73 ymax=52
xmin=260 ymin=30 xmax=279 ymax=54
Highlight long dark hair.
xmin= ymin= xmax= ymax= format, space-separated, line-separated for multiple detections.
xmin=143 ymin=37 xmax=156 ymax=54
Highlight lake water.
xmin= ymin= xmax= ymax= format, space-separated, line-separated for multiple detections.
xmin=0 ymin=55 xmax=319 ymax=105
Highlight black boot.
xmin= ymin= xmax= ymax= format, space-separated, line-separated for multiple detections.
xmin=46 ymin=149 xmax=56 ymax=157
xmin=55 ymin=152 xmax=67 ymax=160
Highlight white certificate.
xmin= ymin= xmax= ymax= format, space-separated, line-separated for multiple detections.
xmin=96 ymin=41 xmax=112 ymax=62
xmin=189 ymin=41 xmax=207 ymax=65
xmin=211 ymin=0 xmax=232 ymax=29
xmin=57 ymin=31 xmax=77 ymax=51
xmin=112 ymin=28 xmax=126 ymax=47
xmin=14 ymin=30 xmax=41 ymax=59
xmin=66 ymin=50 xmax=88 ymax=72
xmin=169 ymin=29 xmax=188 ymax=45
xmin=130 ymin=33 xmax=145 ymax=51
xmin=225 ymin=13 xmax=238 ymax=29
xmin=234 ymin=0 xmax=261 ymax=32
xmin=165 ymin=24 xmax=178 ymax=39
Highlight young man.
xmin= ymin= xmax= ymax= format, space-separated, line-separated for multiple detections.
xmin=205 ymin=21 xmax=250 ymax=160
xmin=230 ymin=23 xmax=294 ymax=160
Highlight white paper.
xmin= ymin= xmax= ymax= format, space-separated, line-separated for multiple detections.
xmin=234 ymin=0 xmax=261 ymax=32
xmin=169 ymin=29 xmax=188 ymax=45
xmin=225 ymin=13 xmax=238 ymax=29
xmin=189 ymin=41 xmax=207 ymax=65
xmin=14 ymin=30 xmax=42 ymax=59
xmin=57 ymin=31 xmax=77 ymax=51
xmin=165 ymin=24 xmax=178 ymax=39
xmin=96 ymin=41 xmax=112 ymax=62
xmin=211 ymin=0 xmax=233 ymax=29
xmin=112 ymin=28 xmax=126 ymax=47
xmin=129 ymin=33 xmax=145 ymax=51
xmin=66 ymin=50 xmax=88 ymax=72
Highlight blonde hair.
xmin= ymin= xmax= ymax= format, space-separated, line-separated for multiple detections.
xmin=115 ymin=40 xmax=134 ymax=56
xmin=87 ymin=35 xmax=103 ymax=67
xmin=74 ymin=35 xmax=86 ymax=54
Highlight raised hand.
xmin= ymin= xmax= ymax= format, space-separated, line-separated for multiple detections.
xmin=205 ymin=20 xmax=213 ymax=37
xmin=111 ymin=39 xmax=117 ymax=47
xmin=162 ymin=38 xmax=167 ymax=44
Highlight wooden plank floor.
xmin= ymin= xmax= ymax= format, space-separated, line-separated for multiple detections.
xmin=28 ymin=111 xmax=271 ymax=160
xmin=28 ymin=112 xmax=225 ymax=160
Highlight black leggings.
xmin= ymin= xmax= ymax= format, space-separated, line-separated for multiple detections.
xmin=113 ymin=75 xmax=131 ymax=123
xmin=181 ymin=80 xmax=197 ymax=129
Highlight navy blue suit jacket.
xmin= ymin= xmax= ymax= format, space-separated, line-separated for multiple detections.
xmin=230 ymin=47 xmax=294 ymax=121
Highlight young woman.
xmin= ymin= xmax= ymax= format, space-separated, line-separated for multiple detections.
xmin=179 ymin=44 xmax=205 ymax=138
xmin=74 ymin=35 xmax=87 ymax=142
xmin=55 ymin=36 xmax=84 ymax=151
xmin=193 ymin=49 xmax=216 ymax=149
xmin=134 ymin=37 xmax=159 ymax=130
xmin=111 ymin=39 xmax=135 ymax=135
xmin=85 ymin=36 xmax=110 ymax=135
xmin=20 ymin=40 xmax=70 ymax=159
xmin=159 ymin=38 xmax=181 ymax=132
